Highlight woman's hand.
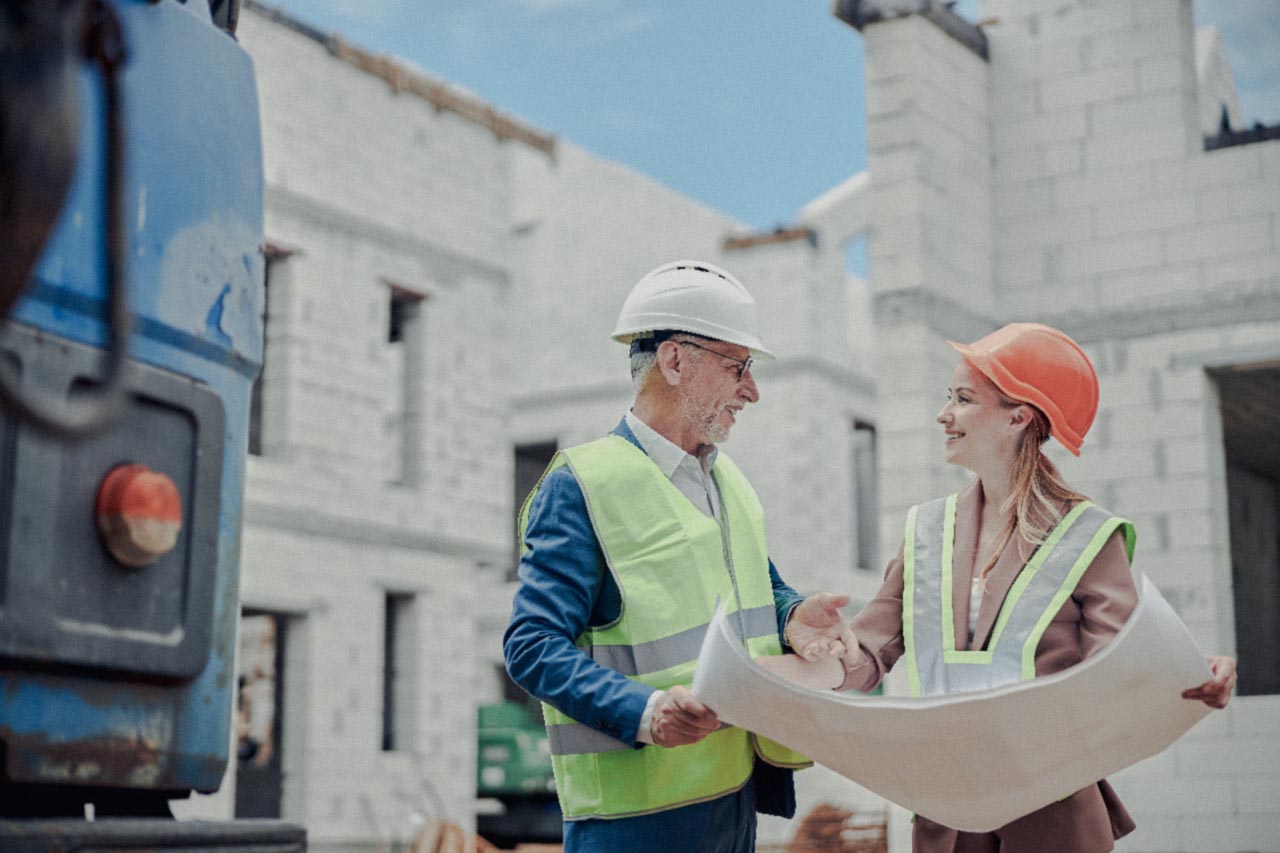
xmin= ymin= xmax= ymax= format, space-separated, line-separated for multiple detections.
xmin=1181 ymin=655 xmax=1237 ymax=709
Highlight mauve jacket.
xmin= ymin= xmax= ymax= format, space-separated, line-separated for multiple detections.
xmin=842 ymin=477 xmax=1139 ymax=853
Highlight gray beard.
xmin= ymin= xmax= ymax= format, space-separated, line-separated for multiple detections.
xmin=679 ymin=384 xmax=729 ymax=446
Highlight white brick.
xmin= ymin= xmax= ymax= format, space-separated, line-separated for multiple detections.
xmin=1059 ymin=233 xmax=1163 ymax=278
xmin=1113 ymin=817 xmax=1186 ymax=852
xmin=1237 ymin=775 xmax=1280 ymax=813
xmin=1164 ymin=440 xmax=1212 ymax=479
xmin=1094 ymin=194 xmax=1197 ymax=237
xmin=1034 ymin=3 xmax=1138 ymax=43
xmin=993 ymin=179 xmax=1056 ymax=218
xmin=1040 ymin=65 xmax=1138 ymax=112
xmin=990 ymin=79 xmax=1038 ymax=119
xmin=995 ymin=247 xmax=1047 ymax=286
xmin=1085 ymin=126 xmax=1190 ymax=169
xmin=1165 ymin=219 xmax=1272 ymax=264
xmin=1261 ymin=141 xmax=1280 ymax=181
xmin=1201 ymin=253 xmax=1280 ymax=291
xmin=1197 ymin=181 xmax=1280 ymax=221
xmin=1089 ymin=92 xmax=1189 ymax=136
xmin=994 ymin=39 xmax=1087 ymax=80
xmin=996 ymin=209 xmax=1092 ymax=246
xmin=1098 ymin=266 xmax=1199 ymax=307
xmin=1081 ymin=17 xmax=1186 ymax=67
xmin=994 ymin=145 xmax=1044 ymax=182
xmin=1057 ymin=163 xmax=1155 ymax=209
xmin=1183 ymin=815 xmax=1280 ymax=852
xmin=1137 ymin=53 xmax=1188 ymax=94
xmin=992 ymin=108 xmax=1088 ymax=152
xmin=1231 ymin=696 xmax=1280 ymax=736
xmin=1115 ymin=774 xmax=1234 ymax=816
xmin=865 ymin=75 xmax=916 ymax=118
xmin=1153 ymin=146 xmax=1262 ymax=192
xmin=1042 ymin=140 xmax=1084 ymax=176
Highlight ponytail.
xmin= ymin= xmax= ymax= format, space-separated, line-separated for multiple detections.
xmin=979 ymin=399 xmax=1088 ymax=579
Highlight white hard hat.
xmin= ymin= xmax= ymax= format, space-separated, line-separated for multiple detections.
xmin=611 ymin=260 xmax=775 ymax=361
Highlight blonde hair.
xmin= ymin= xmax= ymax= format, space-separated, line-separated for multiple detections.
xmin=979 ymin=396 xmax=1089 ymax=579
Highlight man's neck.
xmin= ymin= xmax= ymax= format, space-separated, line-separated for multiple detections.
xmin=630 ymin=397 xmax=703 ymax=455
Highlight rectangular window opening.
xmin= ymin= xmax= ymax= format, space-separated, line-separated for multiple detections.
xmin=1212 ymin=362 xmax=1280 ymax=696
xmin=382 ymin=591 xmax=417 ymax=751
xmin=512 ymin=442 xmax=559 ymax=581
xmin=852 ymin=419 xmax=880 ymax=571
xmin=384 ymin=282 xmax=427 ymax=486
xmin=235 ymin=610 xmax=286 ymax=818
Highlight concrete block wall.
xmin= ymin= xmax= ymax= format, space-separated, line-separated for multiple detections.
xmin=1067 ymin=322 xmax=1280 ymax=853
xmin=859 ymin=8 xmax=994 ymax=601
xmin=864 ymin=14 xmax=993 ymax=314
xmin=983 ymin=0 xmax=1198 ymax=316
xmin=178 ymin=9 xmax=530 ymax=849
xmin=240 ymin=13 xmax=519 ymax=553
xmin=858 ymin=0 xmax=1280 ymax=848
xmin=509 ymin=140 xmax=744 ymax=397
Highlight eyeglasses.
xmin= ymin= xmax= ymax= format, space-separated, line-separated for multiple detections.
xmin=673 ymin=338 xmax=753 ymax=381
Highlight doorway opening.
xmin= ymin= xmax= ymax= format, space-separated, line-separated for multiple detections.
xmin=1212 ymin=361 xmax=1280 ymax=696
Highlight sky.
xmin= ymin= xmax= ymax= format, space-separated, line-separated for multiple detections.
xmin=263 ymin=0 xmax=1280 ymax=237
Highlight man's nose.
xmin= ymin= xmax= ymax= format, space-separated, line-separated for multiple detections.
xmin=740 ymin=370 xmax=760 ymax=403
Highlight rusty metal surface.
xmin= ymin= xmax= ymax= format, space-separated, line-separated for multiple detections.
xmin=0 ymin=817 xmax=306 ymax=851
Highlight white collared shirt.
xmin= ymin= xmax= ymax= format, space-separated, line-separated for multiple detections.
xmin=624 ymin=410 xmax=721 ymax=520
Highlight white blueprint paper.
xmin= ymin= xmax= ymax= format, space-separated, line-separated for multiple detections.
xmin=691 ymin=576 xmax=1213 ymax=832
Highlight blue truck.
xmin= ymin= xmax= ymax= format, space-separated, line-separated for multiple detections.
xmin=0 ymin=1 xmax=302 ymax=847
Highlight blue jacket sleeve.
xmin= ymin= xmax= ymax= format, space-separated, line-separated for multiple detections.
xmin=769 ymin=560 xmax=804 ymax=650
xmin=502 ymin=466 xmax=653 ymax=746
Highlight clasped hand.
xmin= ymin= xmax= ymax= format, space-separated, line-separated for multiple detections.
xmin=650 ymin=685 xmax=720 ymax=747
xmin=651 ymin=593 xmax=857 ymax=747
xmin=786 ymin=592 xmax=855 ymax=662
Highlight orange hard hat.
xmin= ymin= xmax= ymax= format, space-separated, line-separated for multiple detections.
xmin=948 ymin=323 xmax=1099 ymax=456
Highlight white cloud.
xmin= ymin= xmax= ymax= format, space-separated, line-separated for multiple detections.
xmin=508 ymin=0 xmax=607 ymax=13
xmin=580 ymin=10 xmax=662 ymax=47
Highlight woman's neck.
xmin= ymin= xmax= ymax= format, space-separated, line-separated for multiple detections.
xmin=976 ymin=463 xmax=1016 ymax=516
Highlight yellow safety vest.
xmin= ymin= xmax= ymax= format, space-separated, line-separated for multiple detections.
xmin=902 ymin=494 xmax=1135 ymax=697
xmin=519 ymin=435 xmax=810 ymax=821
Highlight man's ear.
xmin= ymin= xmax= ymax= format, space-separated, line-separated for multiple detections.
xmin=656 ymin=340 xmax=684 ymax=386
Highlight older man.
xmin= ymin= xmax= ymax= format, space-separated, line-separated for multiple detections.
xmin=504 ymin=260 xmax=849 ymax=853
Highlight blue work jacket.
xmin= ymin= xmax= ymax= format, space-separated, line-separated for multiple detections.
xmin=503 ymin=419 xmax=805 ymax=836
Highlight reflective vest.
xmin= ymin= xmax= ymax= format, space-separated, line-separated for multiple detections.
xmin=519 ymin=435 xmax=810 ymax=821
xmin=902 ymin=494 xmax=1135 ymax=698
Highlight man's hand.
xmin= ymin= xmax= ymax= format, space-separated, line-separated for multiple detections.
xmin=1182 ymin=655 xmax=1237 ymax=709
xmin=650 ymin=685 xmax=720 ymax=747
xmin=786 ymin=592 xmax=852 ymax=662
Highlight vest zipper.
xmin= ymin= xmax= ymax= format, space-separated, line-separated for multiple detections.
xmin=712 ymin=470 xmax=750 ymax=644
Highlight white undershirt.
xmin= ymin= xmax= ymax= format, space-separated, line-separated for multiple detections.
xmin=968 ymin=577 xmax=983 ymax=645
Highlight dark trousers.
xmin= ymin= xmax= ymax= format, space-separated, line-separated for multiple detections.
xmin=563 ymin=778 xmax=756 ymax=853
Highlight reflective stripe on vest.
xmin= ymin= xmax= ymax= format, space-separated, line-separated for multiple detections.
xmin=518 ymin=435 xmax=808 ymax=821
xmin=903 ymin=494 xmax=1135 ymax=698
xmin=581 ymin=604 xmax=777 ymax=676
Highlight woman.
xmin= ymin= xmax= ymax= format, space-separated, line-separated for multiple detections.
xmin=835 ymin=323 xmax=1236 ymax=853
